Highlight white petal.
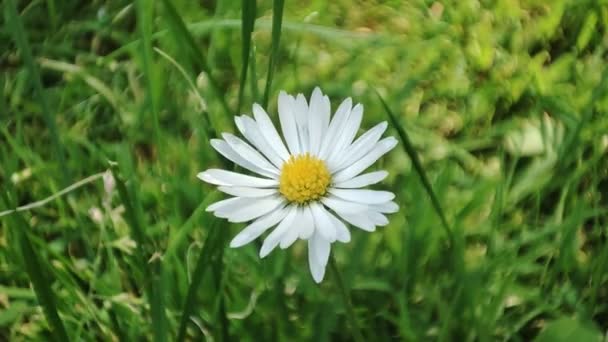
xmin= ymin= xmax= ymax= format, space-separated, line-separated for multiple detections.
xmin=370 ymin=201 xmax=399 ymax=213
xmin=294 ymin=94 xmax=309 ymax=152
xmin=206 ymin=197 xmax=243 ymax=212
xmin=326 ymin=209 xmax=351 ymax=243
xmin=332 ymin=122 xmax=388 ymax=172
xmin=333 ymin=211 xmax=376 ymax=232
xmin=307 ymin=87 xmax=329 ymax=155
xmin=321 ymin=196 xmax=369 ymax=214
xmin=198 ymin=169 xmax=278 ymax=188
xmin=332 ymin=137 xmax=397 ymax=183
xmin=222 ymin=133 xmax=278 ymax=176
xmin=308 ymin=232 xmax=330 ymax=283
xmin=368 ymin=211 xmax=389 ymax=226
xmin=280 ymin=206 xmax=304 ymax=249
xmin=318 ymin=98 xmax=352 ymax=159
xmin=326 ymin=104 xmax=363 ymax=167
xmin=251 ymin=103 xmax=291 ymax=160
xmin=320 ymin=96 xmax=331 ymax=134
xmin=329 ymin=189 xmax=395 ymax=204
xmin=278 ymin=91 xmax=301 ymax=154
xmin=230 ymin=206 xmax=289 ymax=247
xmin=333 ymin=170 xmax=388 ymax=188
xmin=310 ymin=202 xmax=337 ymax=242
xmin=299 ymin=206 xmax=315 ymax=239
xmin=210 ymin=139 xmax=276 ymax=178
xmin=236 ymin=115 xmax=285 ymax=169
xmin=217 ymin=186 xmax=278 ymax=198
xmin=260 ymin=205 xmax=298 ymax=257
xmin=215 ymin=196 xmax=284 ymax=223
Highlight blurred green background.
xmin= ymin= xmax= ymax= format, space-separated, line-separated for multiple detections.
xmin=1 ymin=0 xmax=608 ymax=340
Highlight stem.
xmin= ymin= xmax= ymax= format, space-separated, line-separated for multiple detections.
xmin=329 ymin=255 xmax=364 ymax=342
xmin=0 ymin=172 xmax=106 ymax=218
xmin=376 ymin=90 xmax=454 ymax=247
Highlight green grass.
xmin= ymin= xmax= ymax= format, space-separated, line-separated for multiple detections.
xmin=1 ymin=0 xmax=608 ymax=340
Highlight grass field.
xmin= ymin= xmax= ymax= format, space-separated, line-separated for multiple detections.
xmin=2 ymin=0 xmax=608 ymax=340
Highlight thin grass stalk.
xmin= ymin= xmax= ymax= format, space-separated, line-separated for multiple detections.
xmin=376 ymin=91 xmax=454 ymax=247
xmin=4 ymin=0 xmax=68 ymax=184
xmin=176 ymin=219 xmax=221 ymax=341
xmin=159 ymin=0 xmax=231 ymax=117
xmin=262 ymin=0 xmax=284 ymax=109
xmin=238 ymin=0 xmax=256 ymax=112
xmin=110 ymin=163 xmax=167 ymax=342
xmin=135 ymin=0 xmax=164 ymax=168
xmin=329 ymin=255 xmax=364 ymax=342
xmin=0 ymin=192 xmax=69 ymax=342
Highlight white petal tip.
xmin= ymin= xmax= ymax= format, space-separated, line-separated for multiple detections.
xmin=197 ymin=171 xmax=210 ymax=182
xmin=279 ymin=241 xmax=292 ymax=249
xmin=259 ymin=245 xmax=272 ymax=258
xmin=311 ymin=268 xmax=325 ymax=283
xmin=229 ymin=235 xmax=248 ymax=248
xmin=252 ymin=103 xmax=262 ymax=109
xmin=338 ymin=235 xmax=351 ymax=243
xmin=382 ymin=201 xmax=400 ymax=213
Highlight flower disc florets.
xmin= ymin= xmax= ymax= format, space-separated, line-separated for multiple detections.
xmin=279 ymin=153 xmax=330 ymax=204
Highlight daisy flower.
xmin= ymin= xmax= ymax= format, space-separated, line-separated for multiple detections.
xmin=198 ymin=88 xmax=398 ymax=282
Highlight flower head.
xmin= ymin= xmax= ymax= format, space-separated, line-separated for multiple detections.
xmin=198 ymin=88 xmax=398 ymax=282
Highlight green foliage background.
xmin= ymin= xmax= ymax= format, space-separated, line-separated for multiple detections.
xmin=1 ymin=0 xmax=608 ymax=340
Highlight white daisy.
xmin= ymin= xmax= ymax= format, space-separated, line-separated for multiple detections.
xmin=198 ymin=87 xmax=398 ymax=283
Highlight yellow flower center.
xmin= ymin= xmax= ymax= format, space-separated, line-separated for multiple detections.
xmin=279 ymin=153 xmax=331 ymax=204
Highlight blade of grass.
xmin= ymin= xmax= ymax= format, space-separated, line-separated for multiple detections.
xmin=211 ymin=230 xmax=230 ymax=341
xmin=0 ymin=74 xmax=8 ymax=120
xmin=38 ymin=58 xmax=123 ymax=112
xmin=0 ymin=192 xmax=69 ymax=342
xmin=135 ymin=0 xmax=164 ymax=167
xmin=261 ymin=0 xmax=284 ymax=109
xmin=159 ymin=0 xmax=231 ymax=116
xmin=132 ymin=4 xmax=167 ymax=337
xmin=176 ymin=218 xmax=222 ymax=342
xmin=0 ymin=172 xmax=105 ymax=218
xmin=164 ymin=190 xmax=220 ymax=260
xmin=249 ymin=46 xmax=260 ymax=101
xmin=376 ymin=91 xmax=454 ymax=247
xmin=153 ymin=47 xmax=217 ymax=139
xmin=110 ymin=161 xmax=167 ymax=342
xmin=329 ymin=255 xmax=364 ymax=342
xmin=46 ymin=0 xmax=58 ymax=31
xmin=4 ymin=0 xmax=68 ymax=184
xmin=238 ymin=0 xmax=256 ymax=112
xmin=556 ymin=66 xmax=608 ymax=166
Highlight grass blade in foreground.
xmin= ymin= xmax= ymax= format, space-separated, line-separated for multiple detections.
xmin=376 ymin=91 xmax=454 ymax=246
xmin=135 ymin=0 xmax=163 ymax=166
xmin=329 ymin=256 xmax=364 ymax=342
xmin=159 ymin=0 xmax=230 ymax=116
xmin=4 ymin=0 xmax=68 ymax=184
xmin=262 ymin=0 xmax=285 ymax=109
xmin=176 ymin=218 xmax=222 ymax=341
xmin=0 ymin=194 xmax=69 ymax=342
xmin=110 ymin=163 xmax=167 ymax=342
xmin=238 ymin=0 xmax=256 ymax=112
xmin=557 ymin=67 xmax=608 ymax=167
